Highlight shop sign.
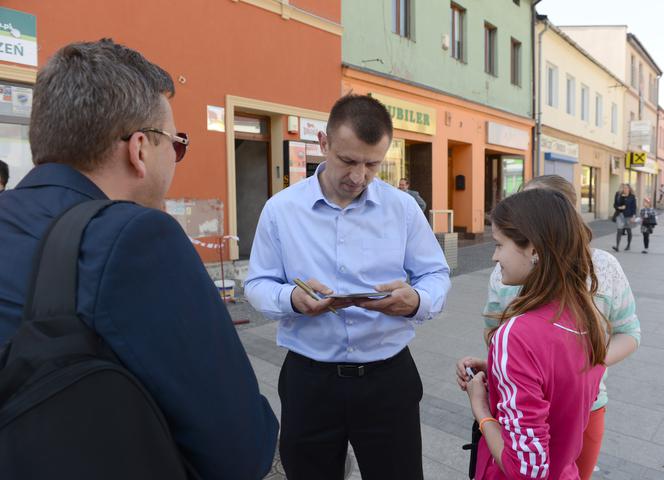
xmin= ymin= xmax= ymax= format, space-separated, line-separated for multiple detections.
xmin=370 ymin=93 xmax=436 ymax=135
xmin=628 ymin=120 xmax=652 ymax=149
xmin=487 ymin=122 xmax=529 ymax=151
xmin=540 ymin=134 xmax=579 ymax=159
xmin=628 ymin=154 xmax=657 ymax=174
xmin=0 ymin=7 xmax=37 ymax=67
xmin=300 ymin=117 xmax=327 ymax=142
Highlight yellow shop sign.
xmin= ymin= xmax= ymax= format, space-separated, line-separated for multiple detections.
xmin=370 ymin=93 xmax=436 ymax=135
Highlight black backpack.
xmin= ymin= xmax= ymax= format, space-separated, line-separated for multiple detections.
xmin=0 ymin=200 xmax=199 ymax=479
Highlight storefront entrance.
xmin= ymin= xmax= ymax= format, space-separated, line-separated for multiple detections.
xmin=234 ymin=114 xmax=271 ymax=258
xmin=484 ymin=153 xmax=524 ymax=221
xmin=405 ymin=141 xmax=432 ymax=213
xmin=581 ymin=165 xmax=598 ymax=215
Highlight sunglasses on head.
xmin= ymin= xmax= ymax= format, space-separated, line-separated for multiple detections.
xmin=121 ymin=128 xmax=189 ymax=163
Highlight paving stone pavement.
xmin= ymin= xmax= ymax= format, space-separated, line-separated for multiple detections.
xmin=230 ymin=219 xmax=664 ymax=479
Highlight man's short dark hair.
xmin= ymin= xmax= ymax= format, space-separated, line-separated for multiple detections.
xmin=29 ymin=38 xmax=174 ymax=171
xmin=326 ymin=94 xmax=393 ymax=145
xmin=0 ymin=160 xmax=8 ymax=187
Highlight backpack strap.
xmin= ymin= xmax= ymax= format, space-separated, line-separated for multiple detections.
xmin=23 ymin=200 xmax=122 ymax=322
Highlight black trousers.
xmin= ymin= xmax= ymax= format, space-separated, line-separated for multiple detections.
xmin=278 ymin=347 xmax=424 ymax=480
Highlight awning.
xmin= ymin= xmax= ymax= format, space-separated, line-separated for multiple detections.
xmin=544 ymin=152 xmax=578 ymax=164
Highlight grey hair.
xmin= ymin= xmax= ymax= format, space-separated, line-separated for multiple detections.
xmin=30 ymin=38 xmax=174 ymax=171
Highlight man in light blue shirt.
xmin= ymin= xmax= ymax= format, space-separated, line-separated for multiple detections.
xmin=245 ymin=95 xmax=450 ymax=480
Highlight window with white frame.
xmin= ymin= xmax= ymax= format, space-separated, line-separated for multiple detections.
xmin=595 ymin=94 xmax=603 ymax=127
xmin=580 ymin=84 xmax=589 ymax=122
xmin=566 ymin=75 xmax=575 ymax=115
xmin=611 ymin=102 xmax=618 ymax=134
xmin=451 ymin=3 xmax=465 ymax=61
xmin=392 ymin=0 xmax=411 ymax=38
xmin=546 ymin=63 xmax=558 ymax=107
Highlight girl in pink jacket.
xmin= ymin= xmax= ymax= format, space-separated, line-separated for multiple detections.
xmin=457 ymin=189 xmax=608 ymax=479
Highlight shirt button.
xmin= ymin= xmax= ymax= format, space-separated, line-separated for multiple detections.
xmin=339 ymin=238 xmax=345 ymax=243
xmin=347 ymin=346 xmax=354 ymax=352
xmin=339 ymin=266 xmax=346 ymax=273
xmin=346 ymin=320 xmax=353 ymax=325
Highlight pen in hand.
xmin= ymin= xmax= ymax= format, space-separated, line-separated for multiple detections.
xmin=293 ymin=278 xmax=339 ymax=315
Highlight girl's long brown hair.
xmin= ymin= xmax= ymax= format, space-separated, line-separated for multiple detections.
xmin=491 ymin=189 xmax=610 ymax=366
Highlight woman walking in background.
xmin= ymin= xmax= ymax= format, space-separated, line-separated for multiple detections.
xmin=612 ymin=184 xmax=637 ymax=252
xmin=639 ymin=197 xmax=657 ymax=254
xmin=480 ymin=175 xmax=640 ymax=480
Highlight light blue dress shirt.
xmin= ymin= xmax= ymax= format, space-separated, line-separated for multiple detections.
xmin=245 ymin=163 xmax=451 ymax=363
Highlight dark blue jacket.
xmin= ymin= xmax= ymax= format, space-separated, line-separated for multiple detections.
xmin=0 ymin=164 xmax=278 ymax=479
xmin=614 ymin=193 xmax=637 ymax=218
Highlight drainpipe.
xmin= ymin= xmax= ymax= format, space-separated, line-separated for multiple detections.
xmin=533 ymin=7 xmax=549 ymax=176
xmin=535 ymin=10 xmax=548 ymax=178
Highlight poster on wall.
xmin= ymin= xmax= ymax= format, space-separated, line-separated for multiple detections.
xmin=206 ymin=105 xmax=225 ymax=132
xmin=299 ymin=118 xmax=327 ymax=141
xmin=11 ymin=86 xmax=32 ymax=115
xmin=0 ymin=7 xmax=37 ymax=66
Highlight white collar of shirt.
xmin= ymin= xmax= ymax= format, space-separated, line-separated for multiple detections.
xmin=306 ymin=161 xmax=382 ymax=210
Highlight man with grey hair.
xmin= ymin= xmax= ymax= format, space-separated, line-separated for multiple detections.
xmin=0 ymin=39 xmax=277 ymax=479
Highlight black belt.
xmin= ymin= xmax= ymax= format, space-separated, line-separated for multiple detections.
xmin=288 ymin=347 xmax=409 ymax=378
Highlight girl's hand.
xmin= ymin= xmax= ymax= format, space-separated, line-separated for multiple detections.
xmin=456 ymin=356 xmax=487 ymax=391
xmin=466 ymin=372 xmax=491 ymax=420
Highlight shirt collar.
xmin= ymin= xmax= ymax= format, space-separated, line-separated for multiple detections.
xmin=16 ymin=163 xmax=109 ymax=200
xmin=306 ymin=162 xmax=382 ymax=210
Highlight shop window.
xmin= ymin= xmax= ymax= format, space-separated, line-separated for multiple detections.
xmin=580 ymin=165 xmax=597 ymax=213
xmin=379 ymin=138 xmax=405 ymax=186
xmin=510 ymin=38 xmax=521 ymax=87
xmin=451 ymin=3 xmax=465 ymax=62
xmin=484 ymin=23 xmax=497 ymax=76
xmin=502 ymin=157 xmax=524 ymax=197
xmin=392 ymin=0 xmax=411 ymax=38
xmin=0 ymin=82 xmax=33 ymax=188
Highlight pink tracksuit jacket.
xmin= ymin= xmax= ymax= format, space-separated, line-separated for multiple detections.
xmin=475 ymin=303 xmax=605 ymax=479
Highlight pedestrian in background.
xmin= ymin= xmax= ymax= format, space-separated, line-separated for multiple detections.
xmin=612 ymin=183 xmax=637 ymax=252
xmin=481 ymin=175 xmax=640 ymax=480
xmin=611 ymin=183 xmax=624 ymax=222
xmin=398 ymin=177 xmax=427 ymax=214
xmin=639 ymin=197 xmax=657 ymax=254
xmin=458 ymin=188 xmax=608 ymax=479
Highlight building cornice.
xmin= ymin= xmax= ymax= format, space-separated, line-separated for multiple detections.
xmin=232 ymin=0 xmax=342 ymax=36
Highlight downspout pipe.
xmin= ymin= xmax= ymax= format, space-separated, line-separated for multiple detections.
xmin=535 ymin=11 xmax=548 ymax=178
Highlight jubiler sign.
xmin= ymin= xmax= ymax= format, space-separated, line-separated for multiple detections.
xmin=0 ymin=8 xmax=37 ymax=67
xmin=370 ymin=93 xmax=436 ymax=135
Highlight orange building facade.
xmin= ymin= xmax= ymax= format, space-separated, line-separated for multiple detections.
xmin=342 ymin=66 xmax=534 ymax=235
xmin=0 ymin=0 xmax=342 ymax=263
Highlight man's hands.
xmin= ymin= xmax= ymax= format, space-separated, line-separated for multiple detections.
xmin=353 ymin=280 xmax=420 ymax=317
xmin=291 ymin=279 xmax=421 ymax=317
xmin=290 ymin=279 xmax=353 ymax=316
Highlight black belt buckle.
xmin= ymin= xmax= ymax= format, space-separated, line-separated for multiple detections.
xmin=337 ymin=364 xmax=365 ymax=378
